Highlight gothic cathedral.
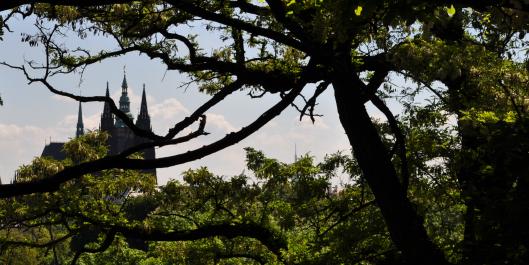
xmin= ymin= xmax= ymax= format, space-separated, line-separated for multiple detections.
xmin=41 ymin=72 xmax=157 ymax=181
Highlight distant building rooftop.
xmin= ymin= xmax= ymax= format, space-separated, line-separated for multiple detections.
xmin=41 ymin=142 xmax=66 ymax=160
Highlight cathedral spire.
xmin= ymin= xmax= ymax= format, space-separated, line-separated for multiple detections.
xmin=76 ymin=101 xmax=84 ymax=137
xmin=139 ymin=84 xmax=149 ymax=118
xmin=136 ymin=83 xmax=151 ymax=130
xmin=100 ymin=81 xmax=114 ymax=131
xmin=102 ymin=82 xmax=112 ymax=117
xmin=121 ymin=67 xmax=128 ymax=94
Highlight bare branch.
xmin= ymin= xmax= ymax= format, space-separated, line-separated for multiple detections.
xmin=299 ymin=81 xmax=330 ymax=123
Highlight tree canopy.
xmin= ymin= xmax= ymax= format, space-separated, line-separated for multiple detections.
xmin=2 ymin=1 xmax=529 ymax=264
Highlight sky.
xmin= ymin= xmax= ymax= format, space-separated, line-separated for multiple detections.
xmin=0 ymin=14 xmax=391 ymax=185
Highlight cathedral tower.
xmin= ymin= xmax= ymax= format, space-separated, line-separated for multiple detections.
xmin=115 ymin=71 xmax=133 ymax=127
xmin=136 ymin=84 xmax=151 ymax=131
xmin=100 ymin=82 xmax=114 ymax=132
xmin=42 ymin=69 xmax=157 ymax=182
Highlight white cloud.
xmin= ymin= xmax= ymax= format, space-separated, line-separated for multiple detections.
xmin=150 ymin=98 xmax=189 ymax=121
xmin=206 ymin=113 xmax=237 ymax=132
xmin=84 ymin=113 xmax=101 ymax=130
xmin=58 ymin=114 xmax=76 ymax=127
xmin=0 ymin=124 xmax=45 ymax=139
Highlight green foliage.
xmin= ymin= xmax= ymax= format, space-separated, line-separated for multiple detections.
xmin=1 ymin=133 xmax=410 ymax=264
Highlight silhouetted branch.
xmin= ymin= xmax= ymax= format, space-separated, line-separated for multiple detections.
xmin=120 ymin=115 xmax=208 ymax=156
xmin=370 ymin=95 xmax=409 ymax=193
xmin=299 ymin=81 xmax=330 ymax=122
xmin=70 ymin=230 xmax=116 ymax=265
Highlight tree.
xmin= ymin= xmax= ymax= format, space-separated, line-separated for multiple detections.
xmin=2 ymin=1 xmax=529 ymax=264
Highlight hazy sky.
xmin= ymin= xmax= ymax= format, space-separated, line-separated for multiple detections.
xmin=0 ymin=14 xmax=391 ymax=185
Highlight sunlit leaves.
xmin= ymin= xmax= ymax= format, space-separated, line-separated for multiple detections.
xmin=446 ymin=5 xmax=456 ymax=17
xmin=354 ymin=6 xmax=363 ymax=16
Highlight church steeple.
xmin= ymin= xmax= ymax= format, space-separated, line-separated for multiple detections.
xmin=119 ymin=69 xmax=130 ymax=113
xmin=116 ymin=68 xmax=133 ymax=127
xmin=76 ymin=101 xmax=84 ymax=137
xmin=121 ymin=71 xmax=128 ymax=94
xmin=100 ymin=81 xmax=114 ymax=131
xmin=136 ymin=84 xmax=151 ymax=130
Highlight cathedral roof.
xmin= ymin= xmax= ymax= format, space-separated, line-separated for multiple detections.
xmin=41 ymin=142 xmax=66 ymax=160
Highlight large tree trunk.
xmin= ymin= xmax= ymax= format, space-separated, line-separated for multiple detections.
xmin=330 ymin=57 xmax=448 ymax=264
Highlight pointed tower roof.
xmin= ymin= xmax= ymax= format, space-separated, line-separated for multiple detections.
xmin=100 ymin=81 xmax=114 ymax=131
xmin=136 ymin=83 xmax=151 ymax=130
xmin=139 ymin=84 xmax=149 ymax=118
xmin=76 ymin=101 xmax=84 ymax=137
xmin=116 ymin=69 xmax=133 ymax=127
xmin=121 ymin=67 xmax=128 ymax=92
xmin=102 ymin=81 xmax=112 ymax=118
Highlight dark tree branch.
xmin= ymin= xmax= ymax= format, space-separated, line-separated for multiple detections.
xmin=166 ymin=0 xmax=307 ymax=52
xmin=116 ymin=223 xmax=285 ymax=256
xmin=120 ymin=115 xmax=208 ymax=157
xmin=264 ymin=0 xmax=308 ymax=43
xmin=232 ymin=27 xmax=245 ymax=65
xmin=64 ymin=209 xmax=286 ymax=257
xmin=228 ymin=0 xmax=271 ymax=16
xmin=299 ymin=81 xmax=330 ymax=122
xmin=364 ymin=69 xmax=389 ymax=98
xmin=166 ymin=80 xmax=242 ymax=138
xmin=70 ymin=230 xmax=116 ymax=265
xmin=158 ymin=29 xmax=198 ymax=62
xmin=370 ymin=95 xmax=410 ymax=194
